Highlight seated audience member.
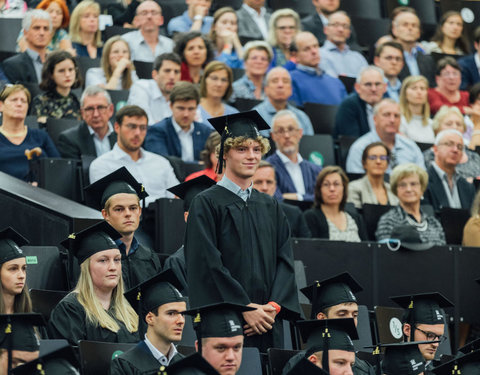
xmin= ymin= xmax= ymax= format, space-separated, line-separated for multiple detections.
xmin=254 ymin=67 xmax=313 ymax=137
xmin=424 ymin=106 xmax=480 ymax=182
xmin=32 ymin=50 xmax=82 ymax=121
xmin=236 ymin=0 xmax=270 ymax=41
xmin=89 ymin=105 xmax=179 ymax=204
xmin=127 ymin=53 xmax=181 ymax=125
xmin=110 ymin=271 xmax=187 ymax=373
xmin=422 ymin=11 xmax=470 ymax=56
xmin=267 ymin=9 xmax=300 ymax=69
xmin=122 ymin=1 xmax=174 ymax=63
xmin=398 ymin=75 xmax=434 ymax=143
xmin=57 ymin=86 xmax=116 ymax=159
xmin=167 ymin=0 xmax=213 ymax=37
xmin=174 ymin=31 xmax=213 ymax=84
xmin=346 ymin=99 xmax=425 ymax=174
xmin=459 ymin=26 xmax=480 ymax=90
xmin=334 ymin=66 xmax=387 ymax=138
xmin=348 ymin=142 xmax=398 ymax=209
xmin=231 ymin=41 xmax=272 ymax=101
xmin=290 ymin=32 xmax=346 ymax=107
xmin=465 ymin=82 xmax=480 ymax=150
xmin=3 ymin=10 xmax=51 ymax=84
xmin=0 ymin=0 xmax=26 ymax=17
xmin=266 ymin=110 xmax=322 ymax=201
xmin=85 ymin=36 xmax=138 ymax=90
xmin=209 ymin=7 xmax=243 ymax=69
xmin=374 ymin=41 xmax=404 ymax=102
xmin=69 ymin=0 xmax=103 ymax=59
xmin=463 ymin=190 xmax=480 ymax=246
xmin=185 ymin=132 xmax=222 ymax=181
xmin=319 ymin=11 xmax=368 ymax=78
xmin=253 ymin=161 xmax=311 ymax=238
xmin=0 ymin=84 xmax=59 ymax=181
xmin=48 ymin=221 xmax=139 ymax=345
xmin=423 ymin=129 xmax=475 ymax=211
xmin=428 ymin=57 xmax=469 ymax=116
xmin=84 ymin=168 xmax=162 ymax=290
xmin=144 ymin=81 xmax=212 ymax=162
xmin=375 ymin=163 xmax=446 ymax=246
xmin=197 ymin=61 xmax=238 ymax=123
xmin=303 ymin=166 xmax=367 ymax=241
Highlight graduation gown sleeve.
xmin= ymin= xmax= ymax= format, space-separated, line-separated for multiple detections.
xmin=163 ymin=246 xmax=188 ymax=296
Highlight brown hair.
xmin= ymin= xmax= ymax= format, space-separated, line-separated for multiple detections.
xmin=199 ymin=61 xmax=233 ymax=100
xmin=314 ymin=166 xmax=349 ymax=210
xmin=200 ymin=132 xmax=221 ymax=169
xmin=115 ymin=105 xmax=148 ymax=125
xmin=170 ymin=81 xmax=200 ymax=104
xmin=430 ymin=11 xmax=470 ymax=55
xmin=39 ymin=50 xmax=82 ymax=92
xmin=209 ymin=7 xmax=236 ymax=42
xmin=361 ymin=142 xmax=391 ymax=166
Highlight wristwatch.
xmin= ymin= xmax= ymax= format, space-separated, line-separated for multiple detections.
xmin=193 ymin=14 xmax=203 ymax=21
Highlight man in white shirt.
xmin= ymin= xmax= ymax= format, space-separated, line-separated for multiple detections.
xmin=236 ymin=0 xmax=270 ymax=41
xmin=89 ymin=105 xmax=179 ymax=205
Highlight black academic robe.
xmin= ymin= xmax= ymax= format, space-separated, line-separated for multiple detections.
xmin=184 ymin=186 xmax=301 ymax=351
xmin=163 ymin=246 xmax=187 ymax=296
xmin=48 ymin=293 xmax=139 ymax=346
xmin=120 ymin=242 xmax=162 ymax=290
xmin=110 ymin=340 xmax=184 ymax=375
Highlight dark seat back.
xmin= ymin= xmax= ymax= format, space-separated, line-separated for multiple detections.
xmin=362 ymin=204 xmax=393 ymax=241
xmin=303 ymin=102 xmax=338 ymax=134
xmin=22 ymin=246 xmax=68 ymax=291
xmin=299 ymin=134 xmax=335 ymax=167
xmin=30 ymin=289 xmax=68 ymax=321
xmin=238 ymin=347 xmax=262 ymax=375
xmin=437 ymin=207 xmax=470 ymax=245
xmin=133 ymin=60 xmax=153 ymax=79
xmin=78 ymin=340 xmax=136 ymax=375
xmin=267 ymin=348 xmax=300 ymax=375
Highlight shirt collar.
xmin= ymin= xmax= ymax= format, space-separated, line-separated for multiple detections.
xmin=87 ymin=122 xmax=113 ymax=137
xmin=171 ymin=116 xmax=194 ymax=135
xmin=323 ymin=39 xmax=349 ymax=52
xmin=218 ymin=174 xmax=253 ymax=200
xmin=385 ymin=77 xmax=401 ymax=90
xmin=144 ymin=335 xmax=178 ymax=364
xmin=432 ymin=161 xmax=458 ymax=182
xmin=241 ymin=74 xmax=262 ymax=90
xmin=276 ymin=149 xmax=303 ymax=164
xmin=25 ymin=48 xmax=41 ymax=62
xmin=297 ymin=64 xmax=323 ymax=76
xmin=242 ymin=3 xmax=265 ymax=18
xmin=115 ymin=237 xmax=139 ymax=256
xmin=319 ymin=12 xmax=328 ymax=26
xmin=112 ymin=142 xmax=146 ymax=161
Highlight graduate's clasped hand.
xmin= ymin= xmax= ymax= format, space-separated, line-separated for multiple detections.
xmin=242 ymin=303 xmax=277 ymax=336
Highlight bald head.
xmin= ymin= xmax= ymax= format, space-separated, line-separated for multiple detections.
xmin=265 ymin=67 xmax=292 ymax=103
xmin=136 ymin=0 xmax=163 ymax=31
xmin=295 ymin=32 xmax=320 ymax=67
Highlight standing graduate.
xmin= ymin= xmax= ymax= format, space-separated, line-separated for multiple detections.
xmin=184 ymin=110 xmax=301 ymax=351
xmin=84 ymin=167 xmax=162 ymax=290
xmin=48 ymin=221 xmax=139 ymax=345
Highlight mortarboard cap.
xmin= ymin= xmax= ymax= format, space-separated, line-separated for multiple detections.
xmin=11 ymin=344 xmax=79 ymax=375
xmin=300 ymin=273 xmax=362 ymax=318
xmin=0 ymin=313 xmax=45 ymax=352
xmin=431 ymin=349 xmax=480 ymax=375
xmin=60 ymin=221 xmax=121 ymax=264
xmin=167 ymin=175 xmax=216 ymax=212
xmin=0 ymin=227 xmax=29 ymax=265
xmin=459 ymin=338 xmax=480 ymax=354
xmin=284 ymin=356 xmax=329 ymax=375
xmin=165 ymin=353 xmax=219 ymax=375
xmin=208 ymin=110 xmax=270 ymax=174
xmin=390 ymin=292 xmax=453 ymax=325
xmin=84 ymin=167 xmax=148 ymax=211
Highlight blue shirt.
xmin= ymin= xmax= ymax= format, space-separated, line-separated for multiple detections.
xmin=404 ymin=46 xmax=423 ymax=76
xmin=215 ymin=49 xmax=243 ymax=69
xmin=217 ymin=174 xmax=252 ymax=202
xmin=167 ymin=10 xmax=213 ymax=36
xmin=319 ymin=40 xmax=368 ymax=78
xmin=122 ymin=30 xmax=174 ymax=63
xmin=386 ymin=78 xmax=402 ymax=102
xmin=116 ymin=237 xmax=139 ymax=256
xmin=197 ymin=103 xmax=238 ymax=125
xmin=231 ymin=74 xmax=265 ymax=101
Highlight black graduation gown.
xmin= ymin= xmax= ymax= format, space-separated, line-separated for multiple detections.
xmin=48 ymin=293 xmax=139 ymax=346
xmin=110 ymin=341 xmax=184 ymax=375
xmin=120 ymin=241 xmax=162 ymax=290
xmin=163 ymin=246 xmax=188 ymax=296
xmin=184 ymin=186 xmax=301 ymax=351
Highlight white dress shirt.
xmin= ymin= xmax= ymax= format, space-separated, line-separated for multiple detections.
xmin=127 ymin=79 xmax=172 ymax=125
xmin=87 ymin=122 xmax=114 ymax=156
xmin=144 ymin=334 xmax=178 ymax=366
xmin=276 ymin=150 xmax=306 ymax=200
xmin=171 ymin=117 xmax=194 ymax=162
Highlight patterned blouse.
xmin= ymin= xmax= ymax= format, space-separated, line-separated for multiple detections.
xmin=31 ymin=90 xmax=81 ymax=120
xmin=326 ymin=212 xmax=361 ymax=242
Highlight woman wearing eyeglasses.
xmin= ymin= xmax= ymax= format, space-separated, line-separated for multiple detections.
xmin=302 ymin=166 xmax=367 ymax=241
xmin=375 ymin=163 xmax=446 ymax=245
xmin=266 ymin=9 xmax=300 ymax=69
xmin=347 ymin=142 xmax=398 ymax=209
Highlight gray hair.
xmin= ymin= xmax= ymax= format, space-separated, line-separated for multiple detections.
xmin=327 ymin=10 xmax=350 ymax=23
xmin=272 ymin=109 xmax=300 ymax=128
xmin=80 ymin=85 xmax=112 ymax=107
xmin=434 ymin=129 xmax=464 ymax=146
xmin=265 ymin=66 xmax=291 ymax=85
xmin=267 ymin=8 xmax=301 ymax=47
xmin=243 ymin=40 xmax=273 ymax=62
xmin=373 ymin=98 xmax=399 ymax=116
xmin=23 ymin=9 xmax=52 ymax=32
xmin=356 ymin=65 xmax=385 ymax=84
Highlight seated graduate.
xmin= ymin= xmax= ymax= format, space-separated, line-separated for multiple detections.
xmin=48 ymin=221 xmax=139 ymax=345
xmin=84 ymin=167 xmax=162 ymax=290
xmin=110 ymin=270 xmax=188 ymax=374
xmin=303 ymin=166 xmax=368 ymax=241
xmin=432 ymin=345 xmax=480 ymax=374
xmin=370 ymin=341 xmax=432 ymax=375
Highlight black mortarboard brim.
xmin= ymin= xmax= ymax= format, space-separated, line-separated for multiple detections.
xmin=11 ymin=344 xmax=79 ymax=375
xmin=285 ymin=356 xmax=329 ymax=375
xmin=431 ymin=349 xmax=480 ymax=375
xmin=0 ymin=313 xmax=45 ymax=351
xmin=459 ymin=338 xmax=480 ymax=354
xmin=390 ymin=292 xmax=454 ymax=325
xmin=390 ymin=225 xmax=434 ymax=251
xmin=125 ymin=269 xmax=187 ymax=319
xmin=300 ymin=272 xmax=363 ymax=318
xmin=84 ymin=167 xmax=148 ymax=211
xmin=0 ymin=227 xmax=29 ymax=265
xmin=165 ymin=353 xmax=220 ymax=375
xmin=167 ymin=175 xmax=216 ymax=212
xmin=60 ymin=221 xmax=121 ymax=264
xmin=208 ymin=110 xmax=270 ymax=174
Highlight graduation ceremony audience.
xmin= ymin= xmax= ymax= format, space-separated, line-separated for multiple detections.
xmin=174 ymin=30 xmax=213 ymax=84
xmin=266 ymin=8 xmax=300 ymax=70
xmin=68 ymin=0 xmax=102 ymax=59
xmin=236 ymin=0 xmax=270 ymax=41
xmin=422 ymin=11 xmax=469 ymax=56
xmin=373 ymin=41 xmax=404 ymax=102
xmin=209 ymin=6 xmax=243 ymax=68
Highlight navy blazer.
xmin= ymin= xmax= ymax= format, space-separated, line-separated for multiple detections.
xmin=334 ymin=92 xmax=370 ymax=138
xmin=458 ymin=54 xmax=480 ymax=90
xmin=2 ymin=52 xmax=38 ymax=84
xmin=423 ymin=165 xmax=475 ymax=211
xmin=144 ymin=117 xmax=212 ymax=161
xmin=267 ymin=152 xmax=322 ymax=202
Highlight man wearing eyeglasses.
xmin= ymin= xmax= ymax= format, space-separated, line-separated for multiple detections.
xmin=266 ymin=110 xmax=322 ymax=202
xmin=423 ymin=129 xmax=475 ymax=211
xmin=57 ymin=86 xmax=117 ymax=160
xmin=373 ymin=41 xmax=405 ymax=102
xmin=89 ymin=105 xmax=179 ymax=205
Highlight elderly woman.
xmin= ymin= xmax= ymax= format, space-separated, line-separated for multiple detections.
xmin=209 ymin=7 xmax=243 ymax=69
xmin=267 ymin=8 xmax=300 ymax=70
xmin=424 ymin=105 xmax=480 ymax=182
xmin=422 ymin=11 xmax=470 ymax=55
xmin=303 ymin=166 xmax=367 ymax=241
xmin=174 ymin=31 xmax=214 ymax=84
xmin=375 ymin=163 xmax=446 ymax=245
xmin=69 ymin=0 xmax=102 ymax=58
xmin=347 ymin=142 xmax=398 ymax=209
xmin=48 ymin=222 xmax=139 ymax=346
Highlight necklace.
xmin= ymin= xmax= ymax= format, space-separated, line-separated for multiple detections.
xmin=0 ymin=126 xmax=27 ymax=138
xmin=405 ymin=214 xmax=428 ymax=232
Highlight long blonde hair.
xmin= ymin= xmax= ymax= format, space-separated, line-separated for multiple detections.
xmin=101 ymin=36 xmax=134 ymax=89
xmin=69 ymin=0 xmax=102 ymax=47
xmin=399 ymin=75 xmax=430 ymax=125
xmin=73 ymin=259 xmax=138 ymax=333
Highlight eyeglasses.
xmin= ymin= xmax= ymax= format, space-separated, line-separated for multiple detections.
xmin=321 ymin=182 xmax=342 ymax=189
xmin=440 ymin=71 xmax=461 ymax=78
xmin=415 ymin=327 xmax=446 ymax=342
xmin=276 ymin=25 xmax=296 ymax=31
xmin=207 ymin=76 xmax=229 ymax=83
xmin=124 ymin=123 xmax=148 ymax=131
xmin=366 ymin=155 xmax=389 ymax=161
xmin=397 ymin=181 xmax=421 ymax=189
xmin=82 ymin=105 xmax=108 ymax=114
xmin=439 ymin=141 xmax=463 ymax=151
xmin=382 ymin=55 xmax=403 ymax=62
xmin=361 ymin=82 xmax=384 ymax=89
xmin=138 ymin=10 xmax=161 ymax=16
xmin=273 ymin=127 xmax=300 ymax=136
xmin=328 ymin=22 xmax=350 ymax=29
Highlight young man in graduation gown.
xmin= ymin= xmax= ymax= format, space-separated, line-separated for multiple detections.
xmin=184 ymin=111 xmax=301 ymax=351
xmin=84 ymin=167 xmax=162 ymax=290
xmin=110 ymin=270 xmax=187 ymax=374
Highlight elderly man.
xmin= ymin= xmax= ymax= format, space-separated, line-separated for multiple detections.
xmin=253 ymin=67 xmax=313 ymax=137
xmin=319 ymin=11 xmax=367 ymax=78
xmin=266 ymin=110 xmax=322 ymax=201
xmin=346 ymin=98 xmax=425 ymax=174
xmin=57 ymin=86 xmax=117 ymax=159
xmin=122 ymin=0 xmax=174 ymax=62
xmin=334 ymin=65 xmax=387 ymax=138
xmin=373 ymin=41 xmax=405 ymax=102
xmin=3 ymin=10 xmax=51 ymax=84
xmin=167 ymin=0 xmax=213 ymax=36
xmin=423 ymin=129 xmax=475 ymax=211
xmin=236 ymin=0 xmax=271 ymax=41
xmin=290 ymin=32 xmax=346 ymax=107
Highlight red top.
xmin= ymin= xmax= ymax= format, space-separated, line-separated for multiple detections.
xmin=428 ymin=88 xmax=469 ymax=116
xmin=185 ymin=167 xmax=219 ymax=182
xmin=180 ymin=61 xmax=193 ymax=83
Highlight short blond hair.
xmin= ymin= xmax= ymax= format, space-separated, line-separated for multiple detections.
xmin=216 ymin=136 xmax=271 ymax=170
xmin=69 ymin=0 xmax=102 ymax=47
xmin=431 ymin=106 xmax=466 ymax=134
xmin=390 ymin=163 xmax=428 ymax=196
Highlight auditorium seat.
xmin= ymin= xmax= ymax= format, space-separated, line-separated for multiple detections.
xmin=340 ymin=0 xmax=382 ymax=19
xmin=267 ymin=348 xmax=300 ymax=375
xmin=437 ymin=207 xmax=470 ymax=245
xmin=350 ymin=17 xmax=391 ymax=49
xmin=232 ymin=98 xmax=263 ymax=112
xmin=76 ymin=57 xmax=101 ymax=87
xmin=78 ymin=341 xmax=136 ymax=374
xmin=133 ymin=60 xmax=153 ymax=79
xmin=362 ymin=204 xmax=392 ymax=241
xmin=22 ymin=246 xmax=69 ymax=291
xmin=102 ymin=25 xmax=131 ymax=42
xmin=238 ymin=347 xmax=262 ymax=375
xmin=30 ymin=289 xmax=68 ymax=321
xmin=302 ymin=102 xmax=338 ymax=135
xmin=269 ymin=0 xmax=315 ymax=18
xmin=299 ymin=134 xmax=335 ymax=167
xmin=336 ymin=135 xmax=358 ymax=170
xmin=0 ymin=18 xmax=23 ymax=53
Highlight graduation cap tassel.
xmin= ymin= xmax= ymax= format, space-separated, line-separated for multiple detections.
xmin=216 ymin=128 xmax=228 ymax=175
xmin=311 ymin=281 xmax=320 ymax=319
xmin=372 ymin=346 xmax=381 ymax=375
xmin=321 ymin=327 xmax=330 ymax=373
